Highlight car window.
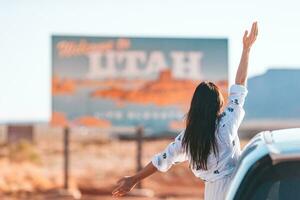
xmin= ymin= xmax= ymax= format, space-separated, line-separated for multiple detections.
xmin=250 ymin=161 xmax=300 ymax=200
xmin=234 ymin=156 xmax=300 ymax=200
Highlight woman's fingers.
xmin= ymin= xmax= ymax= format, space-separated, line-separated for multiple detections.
xmin=252 ymin=22 xmax=258 ymax=40
xmin=112 ymin=191 xmax=119 ymax=197
xmin=112 ymin=192 xmax=119 ymax=197
xmin=112 ymin=183 xmax=130 ymax=197
xmin=112 ymin=182 xmax=125 ymax=195
xmin=249 ymin=22 xmax=256 ymax=41
xmin=113 ymin=188 xmax=126 ymax=197
xmin=112 ymin=186 xmax=121 ymax=195
xmin=112 ymin=189 xmax=124 ymax=197
xmin=251 ymin=22 xmax=258 ymax=43
xmin=256 ymin=23 xmax=258 ymax=36
xmin=250 ymin=22 xmax=256 ymax=35
xmin=118 ymin=189 xmax=127 ymax=196
xmin=254 ymin=22 xmax=258 ymax=38
xmin=113 ymin=190 xmax=121 ymax=197
xmin=248 ymin=22 xmax=254 ymax=36
xmin=243 ymin=30 xmax=248 ymax=40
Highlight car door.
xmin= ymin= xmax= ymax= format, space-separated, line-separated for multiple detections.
xmin=233 ymin=155 xmax=300 ymax=200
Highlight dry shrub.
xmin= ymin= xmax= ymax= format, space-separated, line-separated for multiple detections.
xmin=0 ymin=160 xmax=54 ymax=193
xmin=8 ymin=140 xmax=41 ymax=164
xmin=78 ymin=138 xmax=111 ymax=147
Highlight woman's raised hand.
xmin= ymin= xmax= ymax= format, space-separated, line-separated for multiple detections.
xmin=112 ymin=176 xmax=138 ymax=197
xmin=235 ymin=22 xmax=258 ymax=85
xmin=243 ymin=22 xmax=258 ymax=50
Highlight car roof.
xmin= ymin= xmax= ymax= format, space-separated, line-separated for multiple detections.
xmin=269 ymin=128 xmax=300 ymax=144
xmin=242 ymin=128 xmax=300 ymax=165
xmin=262 ymin=128 xmax=300 ymax=164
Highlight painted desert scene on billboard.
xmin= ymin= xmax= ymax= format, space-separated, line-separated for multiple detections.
xmin=52 ymin=36 xmax=228 ymax=135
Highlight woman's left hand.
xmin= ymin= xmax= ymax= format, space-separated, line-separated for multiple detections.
xmin=112 ymin=176 xmax=138 ymax=197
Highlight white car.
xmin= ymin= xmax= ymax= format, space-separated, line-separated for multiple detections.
xmin=226 ymin=128 xmax=300 ymax=200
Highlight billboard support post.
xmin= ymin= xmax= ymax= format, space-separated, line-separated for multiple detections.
xmin=63 ymin=126 xmax=70 ymax=190
xmin=136 ymin=126 xmax=144 ymax=189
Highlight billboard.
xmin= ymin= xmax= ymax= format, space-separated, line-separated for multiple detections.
xmin=52 ymin=36 xmax=228 ymax=135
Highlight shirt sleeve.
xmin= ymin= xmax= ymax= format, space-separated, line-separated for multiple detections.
xmin=221 ymin=84 xmax=248 ymax=138
xmin=151 ymin=130 xmax=188 ymax=172
xmin=228 ymin=84 xmax=248 ymax=107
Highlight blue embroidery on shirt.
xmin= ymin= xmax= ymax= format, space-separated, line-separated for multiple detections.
xmin=220 ymin=112 xmax=226 ymax=118
xmin=232 ymin=140 xmax=235 ymax=146
xmin=227 ymin=107 xmax=234 ymax=112
xmin=234 ymin=99 xmax=239 ymax=105
xmin=162 ymin=153 xmax=167 ymax=159
xmin=213 ymin=170 xmax=220 ymax=174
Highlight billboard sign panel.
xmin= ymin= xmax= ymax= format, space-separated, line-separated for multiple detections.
xmin=52 ymin=36 xmax=228 ymax=134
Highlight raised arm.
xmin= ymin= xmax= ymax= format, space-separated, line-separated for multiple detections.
xmin=235 ymin=22 xmax=258 ymax=86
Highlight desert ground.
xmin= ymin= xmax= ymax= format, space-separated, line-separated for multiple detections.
xmin=0 ymin=125 xmax=249 ymax=200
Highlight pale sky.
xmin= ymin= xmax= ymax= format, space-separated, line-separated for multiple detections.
xmin=0 ymin=0 xmax=300 ymax=123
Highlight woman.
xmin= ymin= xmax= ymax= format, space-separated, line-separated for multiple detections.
xmin=112 ymin=22 xmax=258 ymax=200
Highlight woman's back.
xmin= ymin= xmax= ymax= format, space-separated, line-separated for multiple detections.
xmin=151 ymin=84 xmax=248 ymax=182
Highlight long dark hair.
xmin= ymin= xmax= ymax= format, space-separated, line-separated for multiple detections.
xmin=182 ymin=81 xmax=224 ymax=170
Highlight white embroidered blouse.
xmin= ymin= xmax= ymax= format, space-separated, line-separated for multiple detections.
xmin=151 ymin=84 xmax=248 ymax=182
